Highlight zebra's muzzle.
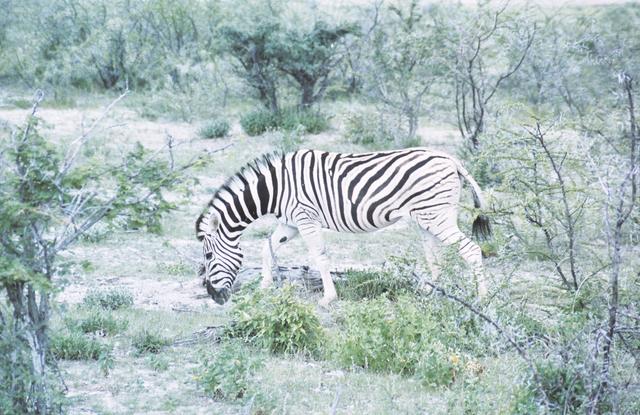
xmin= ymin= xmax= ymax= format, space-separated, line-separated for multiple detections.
xmin=205 ymin=281 xmax=230 ymax=305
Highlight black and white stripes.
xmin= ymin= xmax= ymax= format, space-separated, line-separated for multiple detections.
xmin=196 ymin=148 xmax=491 ymax=306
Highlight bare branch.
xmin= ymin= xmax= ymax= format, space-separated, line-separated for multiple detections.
xmin=413 ymin=271 xmax=550 ymax=409
xmin=58 ymin=88 xmax=130 ymax=180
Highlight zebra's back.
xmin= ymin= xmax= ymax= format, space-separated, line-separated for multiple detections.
xmin=284 ymin=148 xmax=462 ymax=233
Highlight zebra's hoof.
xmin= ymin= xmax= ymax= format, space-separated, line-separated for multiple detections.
xmin=318 ymin=295 xmax=336 ymax=309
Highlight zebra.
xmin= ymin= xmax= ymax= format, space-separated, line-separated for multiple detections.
xmin=196 ymin=148 xmax=491 ymax=307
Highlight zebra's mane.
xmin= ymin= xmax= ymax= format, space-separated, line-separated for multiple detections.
xmin=213 ymin=151 xmax=284 ymax=200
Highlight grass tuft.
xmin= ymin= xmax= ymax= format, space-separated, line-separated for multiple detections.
xmin=132 ymin=329 xmax=171 ymax=355
xmin=83 ymin=287 xmax=134 ymax=311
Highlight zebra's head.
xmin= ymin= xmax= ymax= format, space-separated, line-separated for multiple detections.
xmin=196 ymin=211 xmax=243 ymax=305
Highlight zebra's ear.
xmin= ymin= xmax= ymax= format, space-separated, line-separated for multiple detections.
xmin=195 ymin=212 xmax=220 ymax=241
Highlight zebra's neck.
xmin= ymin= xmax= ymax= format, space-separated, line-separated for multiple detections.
xmin=209 ymin=153 xmax=283 ymax=240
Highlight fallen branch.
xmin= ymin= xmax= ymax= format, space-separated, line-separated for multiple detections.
xmin=173 ymin=325 xmax=225 ymax=346
xmin=234 ymin=266 xmax=346 ymax=292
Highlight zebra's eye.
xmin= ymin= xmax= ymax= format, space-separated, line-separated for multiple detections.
xmin=205 ymin=252 xmax=213 ymax=260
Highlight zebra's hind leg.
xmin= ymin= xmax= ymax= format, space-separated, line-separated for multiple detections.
xmin=420 ymin=229 xmax=442 ymax=282
xmin=415 ymin=214 xmax=487 ymax=298
xmin=261 ymin=223 xmax=299 ymax=289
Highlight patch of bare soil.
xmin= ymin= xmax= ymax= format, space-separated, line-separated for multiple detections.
xmin=58 ymin=275 xmax=214 ymax=312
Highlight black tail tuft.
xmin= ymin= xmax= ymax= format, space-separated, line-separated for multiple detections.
xmin=472 ymin=214 xmax=492 ymax=241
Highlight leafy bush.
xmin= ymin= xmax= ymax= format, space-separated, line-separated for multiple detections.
xmin=65 ymin=309 xmax=129 ymax=336
xmin=343 ymin=111 xmax=418 ymax=149
xmin=132 ymin=329 xmax=171 ymax=355
xmin=83 ymin=287 xmax=134 ymax=310
xmin=198 ymin=340 xmax=264 ymax=400
xmin=146 ymin=354 xmax=169 ymax=372
xmin=344 ymin=111 xmax=389 ymax=145
xmin=240 ymin=108 xmax=329 ymax=136
xmin=337 ymin=268 xmax=416 ymax=301
xmin=331 ymin=295 xmax=469 ymax=386
xmin=279 ymin=108 xmax=329 ymax=134
xmin=240 ymin=109 xmax=280 ymax=136
xmin=337 ymin=256 xmax=418 ymax=301
xmin=198 ymin=119 xmax=230 ymax=139
xmin=415 ymin=342 xmax=463 ymax=387
xmin=227 ymin=285 xmax=324 ymax=355
xmin=535 ymin=357 xmax=588 ymax=412
xmin=50 ymin=331 xmax=111 ymax=361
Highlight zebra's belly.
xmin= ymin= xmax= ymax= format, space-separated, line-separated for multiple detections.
xmin=316 ymin=200 xmax=408 ymax=234
xmin=325 ymin=216 xmax=403 ymax=233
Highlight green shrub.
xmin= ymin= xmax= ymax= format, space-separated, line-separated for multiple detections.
xmin=279 ymin=108 xmax=329 ymax=134
xmin=344 ymin=111 xmax=419 ymax=149
xmin=65 ymin=309 xmax=128 ymax=336
xmin=273 ymin=126 xmax=306 ymax=153
xmin=198 ymin=340 xmax=264 ymax=400
xmin=83 ymin=287 xmax=134 ymax=310
xmin=344 ymin=111 xmax=398 ymax=146
xmin=332 ymin=295 xmax=467 ymax=386
xmin=9 ymin=98 xmax=32 ymax=109
xmin=50 ymin=331 xmax=111 ymax=361
xmin=132 ymin=329 xmax=171 ymax=355
xmin=344 ymin=111 xmax=384 ymax=145
xmin=535 ymin=358 xmax=587 ymax=412
xmin=146 ymin=354 xmax=169 ymax=372
xmin=415 ymin=341 xmax=462 ymax=387
xmin=240 ymin=107 xmax=329 ymax=136
xmin=198 ymin=119 xmax=230 ymax=139
xmin=240 ymin=109 xmax=279 ymax=136
xmin=337 ymin=268 xmax=416 ymax=301
xmin=227 ymin=285 xmax=324 ymax=355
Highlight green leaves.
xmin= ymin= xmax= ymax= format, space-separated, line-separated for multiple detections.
xmin=331 ymin=295 xmax=470 ymax=387
xmin=198 ymin=340 xmax=264 ymax=400
xmin=220 ymin=17 xmax=354 ymax=108
xmin=227 ymin=285 xmax=324 ymax=356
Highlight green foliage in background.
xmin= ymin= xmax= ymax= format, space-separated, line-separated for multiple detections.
xmin=132 ymin=329 xmax=171 ymax=355
xmin=227 ymin=285 xmax=324 ymax=356
xmin=198 ymin=340 xmax=265 ymax=401
xmin=0 ymin=320 xmax=66 ymax=414
xmin=198 ymin=119 xmax=231 ymax=139
xmin=240 ymin=109 xmax=280 ymax=136
xmin=83 ymin=287 xmax=134 ymax=311
xmin=65 ymin=308 xmax=129 ymax=336
xmin=278 ymin=108 xmax=330 ymax=134
xmin=337 ymin=267 xmax=416 ymax=301
xmin=50 ymin=331 xmax=111 ymax=361
xmin=331 ymin=295 xmax=470 ymax=387
xmin=241 ymin=107 xmax=329 ymax=136
xmin=0 ymin=93 xmax=199 ymax=411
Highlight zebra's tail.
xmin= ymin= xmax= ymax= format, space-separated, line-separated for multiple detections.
xmin=453 ymin=159 xmax=491 ymax=241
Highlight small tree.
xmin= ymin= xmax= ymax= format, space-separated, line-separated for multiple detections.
xmin=0 ymin=91 xmax=209 ymax=413
xmin=585 ymin=72 xmax=639 ymax=414
xmin=368 ymin=0 xmax=446 ymax=141
xmin=442 ymin=2 xmax=535 ymax=149
xmin=219 ymin=23 xmax=281 ymax=112
xmin=271 ymin=21 xmax=355 ymax=108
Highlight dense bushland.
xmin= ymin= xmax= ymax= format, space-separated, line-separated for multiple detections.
xmin=1 ymin=0 xmax=639 ymax=413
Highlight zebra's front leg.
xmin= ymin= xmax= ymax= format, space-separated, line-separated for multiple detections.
xmin=261 ymin=223 xmax=299 ymax=289
xmin=298 ymin=225 xmax=336 ymax=308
